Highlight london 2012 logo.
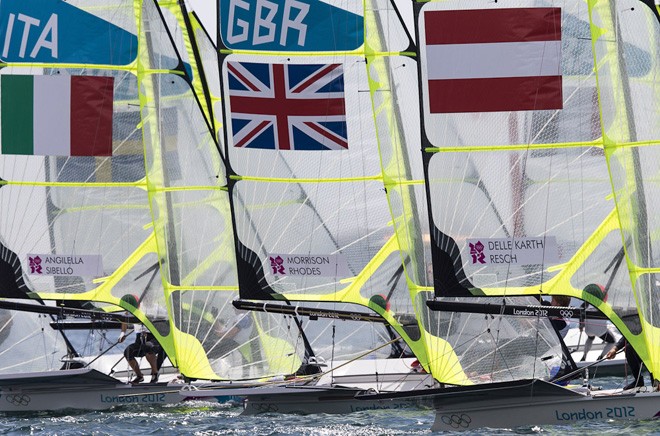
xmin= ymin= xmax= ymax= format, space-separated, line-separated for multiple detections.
xmin=469 ymin=241 xmax=486 ymax=264
xmin=28 ymin=255 xmax=43 ymax=274
xmin=270 ymin=255 xmax=285 ymax=275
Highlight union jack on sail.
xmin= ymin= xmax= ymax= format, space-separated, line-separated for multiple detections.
xmin=227 ymin=61 xmax=348 ymax=151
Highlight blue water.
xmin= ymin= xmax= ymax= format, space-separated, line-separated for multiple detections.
xmin=0 ymin=403 xmax=659 ymax=435
xmin=1 ymin=377 xmax=659 ymax=435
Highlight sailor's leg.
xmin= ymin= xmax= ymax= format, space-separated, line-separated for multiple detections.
xmin=145 ymin=352 xmax=159 ymax=382
xmin=581 ymin=336 xmax=594 ymax=361
xmin=124 ymin=344 xmax=144 ymax=383
xmin=624 ymin=344 xmax=644 ymax=388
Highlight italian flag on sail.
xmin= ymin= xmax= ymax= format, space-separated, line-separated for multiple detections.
xmin=423 ymin=7 xmax=562 ymax=113
xmin=1 ymin=75 xmax=114 ymax=156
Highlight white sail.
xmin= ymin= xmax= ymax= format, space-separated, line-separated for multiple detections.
xmin=413 ymin=0 xmax=659 ymax=385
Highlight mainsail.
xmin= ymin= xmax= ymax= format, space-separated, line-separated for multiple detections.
xmin=415 ymin=0 xmax=659 ymax=383
xmin=212 ymin=0 xmax=574 ymax=387
xmin=215 ymin=0 xmax=443 ymax=376
xmin=0 ymin=0 xmax=307 ymax=381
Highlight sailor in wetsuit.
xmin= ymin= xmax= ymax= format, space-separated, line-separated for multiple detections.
xmin=118 ymin=294 xmax=160 ymax=384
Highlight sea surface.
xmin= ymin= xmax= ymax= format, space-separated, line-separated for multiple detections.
xmin=0 ymin=377 xmax=658 ymax=435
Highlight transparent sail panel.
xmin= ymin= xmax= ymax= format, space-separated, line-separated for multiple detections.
xmin=590 ymin=0 xmax=660 ymax=376
xmin=138 ymin=2 xmax=239 ymax=379
xmin=413 ymin=293 xmax=565 ymax=384
xmin=408 ymin=0 xmax=650 ymax=383
xmin=0 ymin=309 xmax=68 ymax=374
xmin=418 ymin=0 xmax=637 ymax=307
xmin=217 ymin=0 xmax=433 ymax=380
xmin=170 ymin=290 xmax=304 ymax=379
xmin=234 ymin=179 xmax=394 ymax=297
xmin=0 ymin=0 xmax=238 ymax=380
xmin=428 ymin=147 xmax=616 ymax=290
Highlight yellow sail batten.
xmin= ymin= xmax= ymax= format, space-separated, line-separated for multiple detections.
xmin=229 ymin=175 xmax=383 ymax=183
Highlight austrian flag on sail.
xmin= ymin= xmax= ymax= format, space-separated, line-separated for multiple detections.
xmin=422 ymin=7 xmax=562 ymax=113
xmin=1 ymin=75 xmax=114 ymax=156
xmin=227 ymin=61 xmax=347 ymax=151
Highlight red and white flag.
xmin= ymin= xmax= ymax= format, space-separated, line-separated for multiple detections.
xmin=423 ymin=7 xmax=562 ymax=113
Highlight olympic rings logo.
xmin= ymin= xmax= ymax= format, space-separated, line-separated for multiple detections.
xmin=440 ymin=413 xmax=471 ymax=429
xmin=559 ymin=310 xmax=574 ymax=318
xmin=4 ymin=393 xmax=31 ymax=407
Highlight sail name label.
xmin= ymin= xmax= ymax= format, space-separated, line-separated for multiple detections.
xmin=1 ymin=12 xmax=57 ymax=60
xmin=465 ymin=237 xmax=559 ymax=266
xmin=0 ymin=0 xmax=137 ymax=65
xmin=225 ymin=0 xmax=308 ymax=47
xmin=26 ymin=254 xmax=103 ymax=277
xmin=219 ymin=0 xmax=364 ymax=51
xmin=268 ymin=253 xmax=349 ymax=277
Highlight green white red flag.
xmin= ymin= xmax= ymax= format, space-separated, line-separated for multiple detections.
xmin=1 ymin=75 xmax=114 ymax=156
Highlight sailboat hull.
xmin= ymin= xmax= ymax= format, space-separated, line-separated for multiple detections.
xmin=0 ymin=369 xmax=206 ymax=412
xmin=241 ymin=385 xmax=430 ymax=415
xmin=429 ymin=379 xmax=660 ymax=431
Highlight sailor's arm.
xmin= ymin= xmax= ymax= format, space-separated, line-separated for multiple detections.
xmin=118 ymin=322 xmax=128 ymax=343
xmin=606 ymin=336 xmax=626 ymax=359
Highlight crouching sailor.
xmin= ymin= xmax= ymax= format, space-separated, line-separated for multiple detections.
xmin=118 ymin=294 xmax=161 ymax=384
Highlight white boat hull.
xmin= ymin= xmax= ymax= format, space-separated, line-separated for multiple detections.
xmin=242 ymin=385 xmax=428 ymax=415
xmin=182 ymin=357 xmax=436 ymax=415
xmin=183 ymin=384 xmax=430 ymax=415
xmin=0 ymin=369 xmax=206 ymax=413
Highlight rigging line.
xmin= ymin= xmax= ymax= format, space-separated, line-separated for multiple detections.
xmin=287 ymin=304 xmax=319 ymax=363
xmin=134 ymin=261 xmax=160 ymax=305
xmin=490 ymin=300 xmax=509 ymax=378
xmin=474 ymin=324 xmax=520 ymax=380
xmin=385 ymin=260 xmax=406 ymax=302
xmin=302 ymin=335 xmax=405 ymax=383
xmin=0 ymin=327 xmax=53 ymax=359
xmin=40 ymin=315 xmax=51 ymax=367
xmin=552 ymin=347 xmax=624 ymax=384
xmin=83 ymin=330 xmax=134 ymax=369
xmin=180 ymin=6 xmax=218 ymax=134
xmin=532 ymin=310 xmax=542 ymax=379
xmin=39 ymin=156 xmax=80 ymax=358
xmin=331 ymin=324 xmax=336 ymax=385
xmin=187 ymin=334 xmax=409 ymax=386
